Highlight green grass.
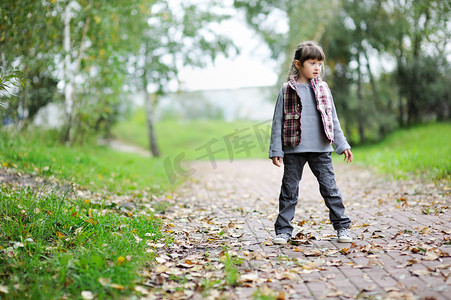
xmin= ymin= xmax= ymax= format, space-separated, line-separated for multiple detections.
xmin=221 ymin=250 xmax=242 ymax=287
xmin=0 ymin=128 xmax=175 ymax=299
xmin=0 ymin=129 xmax=181 ymax=194
xmin=0 ymin=185 xmax=165 ymax=299
xmin=351 ymin=123 xmax=451 ymax=180
xmin=112 ymin=109 xmax=272 ymax=161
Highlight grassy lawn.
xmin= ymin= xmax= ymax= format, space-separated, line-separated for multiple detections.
xmin=351 ymin=123 xmax=451 ymax=181
xmin=0 ymin=129 xmax=174 ymax=299
xmin=0 ymin=187 xmax=164 ymax=299
xmin=0 ymin=129 xmax=180 ymax=194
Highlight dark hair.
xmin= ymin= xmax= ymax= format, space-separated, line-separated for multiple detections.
xmin=287 ymin=41 xmax=325 ymax=80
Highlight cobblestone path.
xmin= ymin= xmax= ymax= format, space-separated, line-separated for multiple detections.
xmin=149 ymin=159 xmax=450 ymax=299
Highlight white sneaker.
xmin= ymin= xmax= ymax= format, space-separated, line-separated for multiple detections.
xmin=273 ymin=233 xmax=291 ymax=245
xmin=337 ymin=228 xmax=352 ymax=243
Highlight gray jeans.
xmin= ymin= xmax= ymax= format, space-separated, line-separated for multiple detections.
xmin=275 ymin=152 xmax=351 ymax=235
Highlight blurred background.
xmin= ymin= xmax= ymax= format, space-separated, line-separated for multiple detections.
xmin=0 ymin=0 xmax=450 ymax=184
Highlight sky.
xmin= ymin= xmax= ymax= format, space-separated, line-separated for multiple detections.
xmin=176 ymin=9 xmax=282 ymax=91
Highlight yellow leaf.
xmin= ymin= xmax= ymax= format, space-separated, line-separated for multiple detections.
xmin=117 ymin=256 xmax=126 ymax=265
xmin=420 ymin=226 xmax=431 ymax=234
xmin=56 ymin=231 xmax=65 ymax=238
xmin=340 ymin=248 xmax=350 ymax=254
xmin=83 ymin=199 xmax=91 ymax=205
xmin=86 ymin=218 xmax=96 ymax=225
xmin=110 ymin=283 xmax=125 ymax=290
xmin=2 ymin=162 xmax=8 ymax=167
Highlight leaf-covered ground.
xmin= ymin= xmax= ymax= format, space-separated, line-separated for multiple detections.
xmin=143 ymin=159 xmax=450 ymax=299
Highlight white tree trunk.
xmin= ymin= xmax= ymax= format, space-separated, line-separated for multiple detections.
xmin=63 ymin=3 xmax=72 ymax=119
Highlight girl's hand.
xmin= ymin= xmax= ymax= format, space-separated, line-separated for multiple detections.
xmin=343 ymin=149 xmax=353 ymax=163
xmin=272 ymin=156 xmax=283 ymax=167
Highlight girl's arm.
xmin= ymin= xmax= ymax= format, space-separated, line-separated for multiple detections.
xmin=269 ymin=89 xmax=285 ymax=159
xmin=330 ymin=95 xmax=351 ymax=155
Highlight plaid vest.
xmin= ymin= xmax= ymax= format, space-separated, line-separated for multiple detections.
xmin=282 ymin=76 xmax=334 ymax=147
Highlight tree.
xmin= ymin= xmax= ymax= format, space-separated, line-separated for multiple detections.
xmin=236 ymin=0 xmax=450 ymax=144
xmin=386 ymin=0 xmax=450 ymax=125
xmin=0 ymin=1 xmax=59 ymax=128
xmin=58 ymin=0 xmax=152 ymax=144
xmin=2 ymin=0 xmax=236 ymax=151
xmin=129 ymin=0 xmax=235 ymax=156
xmin=0 ymin=68 xmax=26 ymax=125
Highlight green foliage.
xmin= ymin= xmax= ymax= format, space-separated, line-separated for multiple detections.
xmin=0 ymin=129 xmax=180 ymax=194
xmin=351 ymin=123 xmax=451 ymax=180
xmin=0 ymin=68 xmax=25 ymax=93
xmin=0 ymin=68 xmax=27 ymax=124
xmin=1 ymin=0 xmax=236 ymax=144
xmin=235 ymin=0 xmax=451 ymax=143
xmin=0 ymin=1 xmax=59 ymax=125
xmin=0 ymin=185 xmax=164 ymax=299
xmin=233 ymin=0 xmax=289 ymax=59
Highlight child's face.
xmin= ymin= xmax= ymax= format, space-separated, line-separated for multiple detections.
xmin=295 ymin=59 xmax=323 ymax=81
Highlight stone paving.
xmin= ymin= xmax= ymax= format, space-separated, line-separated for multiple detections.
xmin=158 ymin=159 xmax=450 ymax=299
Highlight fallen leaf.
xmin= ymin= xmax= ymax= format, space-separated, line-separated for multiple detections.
xmin=276 ymin=291 xmax=286 ymax=300
xmin=340 ymin=248 xmax=350 ymax=255
xmin=239 ymin=272 xmax=260 ymax=282
xmin=420 ymin=226 xmax=431 ymax=234
xmin=81 ymin=291 xmax=94 ymax=300
xmin=412 ymin=269 xmax=430 ymax=277
xmin=86 ymin=218 xmax=96 ymax=225
xmin=155 ymin=264 xmax=170 ymax=273
xmin=98 ymin=278 xmax=111 ymax=287
xmin=155 ymin=256 xmax=167 ymax=264
xmin=134 ymin=285 xmax=149 ymax=295
xmin=110 ymin=283 xmax=125 ymax=290
xmin=117 ymin=256 xmax=126 ymax=265
xmin=0 ymin=284 xmax=8 ymax=294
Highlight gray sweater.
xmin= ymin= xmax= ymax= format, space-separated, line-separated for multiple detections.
xmin=269 ymin=83 xmax=350 ymax=158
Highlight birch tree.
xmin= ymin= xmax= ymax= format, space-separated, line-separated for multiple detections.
xmin=130 ymin=0 xmax=235 ymax=157
xmin=58 ymin=0 xmax=151 ymax=143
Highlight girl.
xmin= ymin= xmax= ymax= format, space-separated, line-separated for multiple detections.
xmin=269 ymin=41 xmax=353 ymax=244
